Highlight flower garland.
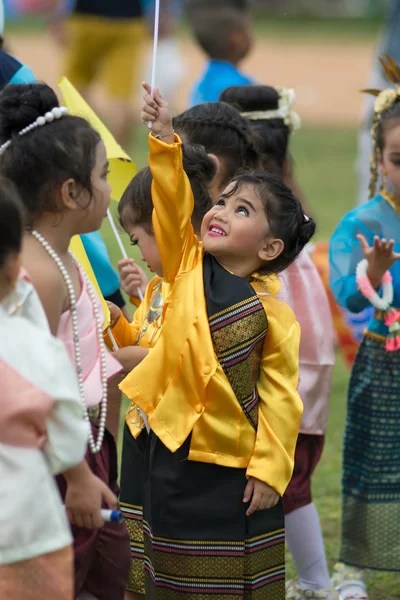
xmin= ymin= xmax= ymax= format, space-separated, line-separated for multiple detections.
xmin=356 ymin=258 xmax=400 ymax=351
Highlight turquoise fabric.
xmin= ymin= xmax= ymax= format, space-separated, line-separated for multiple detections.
xmin=81 ymin=232 xmax=120 ymax=297
xmin=329 ymin=194 xmax=400 ymax=337
xmin=189 ymin=59 xmax=254 ymax=107
xmin=8 ymin=63 xmax=36 ymax=84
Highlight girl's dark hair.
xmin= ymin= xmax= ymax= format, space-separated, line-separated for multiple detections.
xmin=370 ymin=100 xmax=400 ymax=197
xmin=119 ymin=143 xmax=215 ymax=235
xmin=222 ymin=172 xmax=315 ymax=274
xmin=219 ymin=85 xmax=289 ymax=173
xmin=173 ymin=102 xmax=261 ymax=186
xmin=0 ymin=83 xmax=101 ymax=225
xmin=0 ymin=177 xmax=25 ymax=268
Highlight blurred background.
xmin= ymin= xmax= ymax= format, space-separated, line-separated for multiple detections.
xmin=4 ymin=1 xmax=399 ymax=597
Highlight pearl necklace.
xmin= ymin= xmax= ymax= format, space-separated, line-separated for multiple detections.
xmin=31 ymin=230 xmax=108 ymax=453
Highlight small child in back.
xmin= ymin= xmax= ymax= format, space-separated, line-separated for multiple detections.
xmin=188 ymin=4 xmax=255 ymax=107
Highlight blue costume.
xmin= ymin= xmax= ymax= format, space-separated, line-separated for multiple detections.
xmin=329 ymin=194 xmax=400 ymax=571
xmin=189 ymin=59 xmax=254 ymax=107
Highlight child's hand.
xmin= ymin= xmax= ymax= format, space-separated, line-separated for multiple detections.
xmin=357 ymin=234 xmax=400 ymax=289
xmin=118 ymin=258 xmax=149 ymax=299
xmin=113 ymin=346 xmax=149 ymax=374
xmin=243 ymin=477 xmax=279 ymax=516
xmin=64 ymin=461 xmax=118 ymax=529
xmin=106 ymin=301 xmax=121 ymax=327
xmin=141 ymin=82 xmax=173 ymax=138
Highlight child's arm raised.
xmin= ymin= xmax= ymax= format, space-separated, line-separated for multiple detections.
xmin=329 ymin=215 xmax=400 ymax=313
xmin=141 ymin=83 xmax=200 ymax=283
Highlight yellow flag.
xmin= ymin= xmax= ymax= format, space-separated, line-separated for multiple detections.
xmin=58 ymin=77 xmax=137 ymax=331
xmin=69 ymin=236 xmax=110 ymax=330
xmin=58 ymin=77 xmax=136 ymax=201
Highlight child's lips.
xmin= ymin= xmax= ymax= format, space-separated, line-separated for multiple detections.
xmin=208 ymin=224 xmax=227 ymax=237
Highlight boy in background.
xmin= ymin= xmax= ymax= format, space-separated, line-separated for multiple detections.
xmin=188 ymin=3 xmax=254 ymax=107
xmin=51 ymin=0 xmax=145 ymax=148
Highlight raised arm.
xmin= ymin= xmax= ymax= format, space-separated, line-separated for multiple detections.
xmin=141 ymin=83 xmax=200 ymax=283
xmin=329 ymin=214 xmax=374 ymax=313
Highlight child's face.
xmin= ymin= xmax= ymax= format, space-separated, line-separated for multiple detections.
xmin=125 ymin=223 xmax=163 ymax=277
xmin=68 ymin=141 xmax=112 ymax=234
xmin=381 ymin=122 xmax=400 ymax=201
xmin=201 ymin=181 xmax=281 ymax=275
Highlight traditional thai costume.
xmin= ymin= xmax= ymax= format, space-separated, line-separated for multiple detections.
xmin=330 ymin=193 xmax=400 ymax=571
xmin=278 ymin=250 xmax=335 ymax=515
xmin=55 ymin=264 xmax=131 ymax=598
xmin=119 ymin=134 xmax=303 ymax=599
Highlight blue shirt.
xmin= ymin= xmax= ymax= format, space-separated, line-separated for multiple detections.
xmin=329 ymin=194 xmax=400 ymax=338
xmin=189 ymin=59 xmax=254 ymax=107
xmin=0 ymin=50 xmax=35 ymax=86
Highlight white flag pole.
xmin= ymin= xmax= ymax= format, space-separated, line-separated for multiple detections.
xmin=148 ymin=0 xmax=160 ymax=128
xmin=107 ymin=207 xmax=144 ymax=302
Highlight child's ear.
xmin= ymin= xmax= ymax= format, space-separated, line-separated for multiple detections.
xmin=258 ymin=238 xmax=284 ymax=263
xmin=207 ymin=153 xmax=221 ymax=175
xmin=207 ymin=154 xmax=225 ymax=201
xmin=60 ymin=179 xmax=81 ymax=210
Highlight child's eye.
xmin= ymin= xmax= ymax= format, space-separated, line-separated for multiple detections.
xmin=237 ymin=206 xmax=249 ymax=216
xmin=215 ymin=199 xmax=225 ymax=207
xmin=130 ymin=239 xmax=138 ymax=246
xmin=102 ymin=170 xmax=110 ymax=179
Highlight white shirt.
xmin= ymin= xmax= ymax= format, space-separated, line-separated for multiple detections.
xmin=0 ymin=274 xmax=88 ymax=564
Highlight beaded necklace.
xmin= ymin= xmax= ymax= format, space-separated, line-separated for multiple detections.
xmin=32 ymin=230 xmax=108 ymax=453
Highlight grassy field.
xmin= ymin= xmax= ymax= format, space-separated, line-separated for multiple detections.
xmin=102 ymin=122 xmax=400 ymax=598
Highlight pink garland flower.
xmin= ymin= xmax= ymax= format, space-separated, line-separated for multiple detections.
xmin=384 ymin=308 xmax=400 ymax=326
xmin=386 ymin=337 xmax=395 ymax=351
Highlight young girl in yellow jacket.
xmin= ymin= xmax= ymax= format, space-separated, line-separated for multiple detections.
xmin=115 ymin=84 xmax=315 ymax=600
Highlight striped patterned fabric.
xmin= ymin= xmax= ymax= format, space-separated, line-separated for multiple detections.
xmin=143 ymin=521 xmax=285 ymax=599
xmin=209 ymin=296 xmax=268 ymax=430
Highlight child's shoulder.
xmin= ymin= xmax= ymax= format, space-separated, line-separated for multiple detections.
xmin=336 ymin=195 xmax=386 ymax=228
xmin=258 ymin=293 xmax=298 ymax=341
xmin=0 ymin=313 xmax=76 ymax=399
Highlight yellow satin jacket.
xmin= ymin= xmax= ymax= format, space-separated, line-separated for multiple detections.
xmin=119 ymin=134 xmax=303 ymax=495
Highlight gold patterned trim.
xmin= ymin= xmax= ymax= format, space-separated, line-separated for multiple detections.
xmin=381 ymin=189 xmax=400 ymax=215
xmin=363 ymin=329 xmax=386 ymax=344
xmin=374 ymin=307 xmax=400 ymax=321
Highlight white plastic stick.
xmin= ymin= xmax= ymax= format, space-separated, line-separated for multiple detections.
xmin=107 ymin=208 xmax=144 ymax=302
xmin=107 ymin=207 xmax=127 ymax=259
xmin=148 ymin=0 xmax=160 ymax=128
xmin=107 ymin=327 xmax=119 ymax=351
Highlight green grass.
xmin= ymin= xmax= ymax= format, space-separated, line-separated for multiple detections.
xmin=102 ymin=124 xmax=400 ymax=598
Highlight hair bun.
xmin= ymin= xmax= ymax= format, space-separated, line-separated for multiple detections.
xmin=0 ymin=83 xmax=59 ymax=140
xmin=220 ymin=85 xmax=281 ymax=114
xmin=297 ymin=217 xmax=316 ymax=248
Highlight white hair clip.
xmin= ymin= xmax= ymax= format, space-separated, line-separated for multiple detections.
xmin=0 ymin=106 xmax=69 ymax=155
xmin=240 ymin=87 xmax=301 ymax=132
